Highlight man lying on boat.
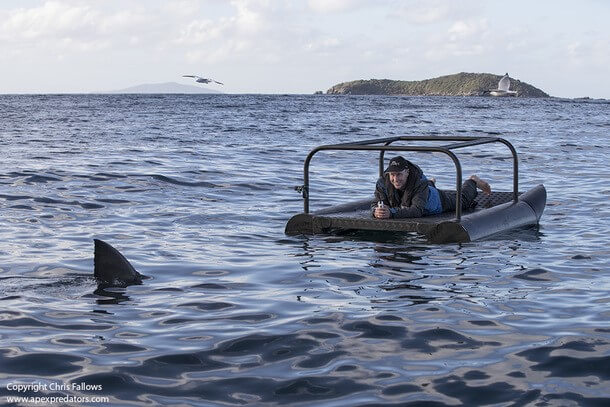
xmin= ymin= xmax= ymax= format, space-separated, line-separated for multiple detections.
xmin=372 ymin=156 xmax=492 ymax=219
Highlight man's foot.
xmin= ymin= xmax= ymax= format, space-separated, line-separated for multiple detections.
xmin=470 ymin=175 xmax=491 ymax=195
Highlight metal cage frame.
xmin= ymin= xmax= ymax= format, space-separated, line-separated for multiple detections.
xmin=298 ymin=136 xmax=519 ymax=221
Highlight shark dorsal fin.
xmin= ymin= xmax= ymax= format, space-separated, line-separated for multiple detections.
xmin=94 ymin=239 xmax=142 ymax=286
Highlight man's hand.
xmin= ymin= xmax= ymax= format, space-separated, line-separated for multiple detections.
xmin=374 ymin=206 xmax=391 ymax=219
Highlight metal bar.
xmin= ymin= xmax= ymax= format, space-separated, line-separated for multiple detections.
xmin=398 ymin=136 xmax=477 ymax=140
xmin=398 ymin=136 xmax=493 ymax=143
xmin=378 ymin=140 xmax=394 ymax=177
xmin=442 ymin=138 xmax=499 ymax=150
xmin=304 ymin=145 xmax=464 ymax=220
xmin=495 ymin=139 xmax=519 ymax=203
xmin=392 ymin=136 xmax=519 ymax=202
xmin=302 ymin=136 xmax=520 ymax=216
xmin=376 ymin=136 xmax=496 ymax=176
xmin=440 ymin=137 xmax=518 ymax=202
xmin=441 ymin=137 xmax=519 ymax=203
xmin=328 ymin=135 xmax=498 ymax=148
xmin=329 ymin=136 xmax=401 ymax=147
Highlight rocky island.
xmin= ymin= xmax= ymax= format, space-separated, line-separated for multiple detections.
xmin=326 ymin=72 xmax=548 ymax=97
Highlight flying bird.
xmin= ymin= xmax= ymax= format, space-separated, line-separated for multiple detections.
xmin=490 ymin=73 xmax=517 ymax=97
xmin=182 ymin=75 xmax=223 ymax=85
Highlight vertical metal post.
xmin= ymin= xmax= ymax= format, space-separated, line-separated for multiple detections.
xmin=497 ymin=139 xmax=519 ymax=203
xmin=302 ymin=147 xmax=321 ymax=214
xmin=378 ymin=141 xmax=394 ymax=177
xmin=303 ymin=160 xmax=310 ymax=214
xmin=442 ymin=150 xmax=463 ymax=221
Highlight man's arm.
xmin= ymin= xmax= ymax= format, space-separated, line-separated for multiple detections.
xmin=372 ymin=178 xmax=391 ymax=218
xmin=390 ymin=188 xmax=429 ymax=218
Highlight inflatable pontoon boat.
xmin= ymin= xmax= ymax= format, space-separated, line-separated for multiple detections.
xmin=285 ymin=136 xmax=546 ymax=243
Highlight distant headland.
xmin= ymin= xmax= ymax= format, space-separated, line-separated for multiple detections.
xmin=326 ymin=72 xmax=549 ymax=97
xmin=107 ymin=82 xmax=222 ymax=94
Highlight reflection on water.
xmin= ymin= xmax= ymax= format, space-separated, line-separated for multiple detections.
xmin=0 ymin=95 xmax=608 ymax=405
xmin=92 ymin=287 xmax=133 ymax=305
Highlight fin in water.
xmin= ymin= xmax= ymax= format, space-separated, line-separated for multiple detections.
xmin=93 ymin=239 xmax=144 ymax=287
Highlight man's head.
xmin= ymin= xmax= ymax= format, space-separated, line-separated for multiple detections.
xmin=384 ymin=156 xmax=410 ymax=190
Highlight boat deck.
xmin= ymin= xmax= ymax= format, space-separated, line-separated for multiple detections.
xmin=286 ymin=191 xmax=516 ymax=236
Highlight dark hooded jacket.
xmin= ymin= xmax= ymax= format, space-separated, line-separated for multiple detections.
xmin=373 ymin=160 xmax=444 ymax=218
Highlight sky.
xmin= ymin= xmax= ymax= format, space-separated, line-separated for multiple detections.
xmin=1 ymin=0 xmax=608 ymax=98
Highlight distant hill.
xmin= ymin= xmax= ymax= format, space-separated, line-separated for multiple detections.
xmin=326 ymin=72 xmax=549 ymax=97
xmin=108 ymin=82 xmax=222 ymax=94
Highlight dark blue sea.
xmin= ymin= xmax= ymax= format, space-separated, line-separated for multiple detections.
xmin=0 ymin=94 xmax=609 ymax=406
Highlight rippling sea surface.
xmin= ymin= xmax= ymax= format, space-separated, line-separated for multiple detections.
xmin=0 ymin=94 xmax=609 ymax=406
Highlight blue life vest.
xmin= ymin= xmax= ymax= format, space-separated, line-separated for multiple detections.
xmin=424 ymin=184 xmax=442 ymax=215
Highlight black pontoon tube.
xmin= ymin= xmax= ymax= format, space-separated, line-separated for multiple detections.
xmin=427 ymin=184 xmax=546 ymax=243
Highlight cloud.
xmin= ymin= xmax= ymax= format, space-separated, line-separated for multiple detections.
xmin=392 ymin=0 xmax=475 ymax=25
xmin=0 ymin=0 xmax=369 ymax=67
xmin=395 ymin=1 xmax=451 ymax=24
xmin=307 ymin=0 xmax=367 ymax=14
xmin=447 ymin=19 xmax=489 ymax=40
xmin=417 ymin=18 xmax=490 ymax=61
xmin=0 ymin=1 xmax=98 ymax=43
xmin=172 ymin=0 xmax=278 ymax=64
xmin=175 ymin=19 xmax=225 ymax=46
xmin=305 ymin=36 xmax=342 ymax=54
xmin=0 ymin=1 xmax=196 ymax=51
xmin=175 ymin=0 xmax=271 ymax=46
xmin=174 ymin=0 xmax=351 ymax=65
xmin=566 ymin=37 xmax=610 ymax=67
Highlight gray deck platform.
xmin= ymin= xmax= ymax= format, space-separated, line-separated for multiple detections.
xmin=286 ymin=186 xmax=546 ymax=243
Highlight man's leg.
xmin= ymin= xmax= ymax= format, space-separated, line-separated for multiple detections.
xmin=441 ymin=176 xmax=491 ymax=212
xmin=460 ymin=179 xmax=478 ymax=209
xmin=470 ymin=175 xmax=491 ymax=195
xmin=441 ymin=179 xmax=477 ymax=211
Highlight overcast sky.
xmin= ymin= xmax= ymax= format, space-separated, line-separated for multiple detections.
xmin=1 ymin=0 xmax=608 ymax=98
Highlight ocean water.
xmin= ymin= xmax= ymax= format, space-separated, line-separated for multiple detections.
xmin=0 ymin=94 xmax=608 ymax=406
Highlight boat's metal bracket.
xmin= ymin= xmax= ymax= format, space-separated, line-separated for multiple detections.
xmin=294 ymin=185 xmax=308 ymax=199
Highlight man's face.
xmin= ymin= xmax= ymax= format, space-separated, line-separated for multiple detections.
xmin=388 ymin=169 xmax=409 ymax=190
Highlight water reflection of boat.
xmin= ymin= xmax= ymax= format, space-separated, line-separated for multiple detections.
xmin=490 ymin=73 xmax=518 ymax=97
xmin=285 ymin=136 xmax=546 ymax=244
